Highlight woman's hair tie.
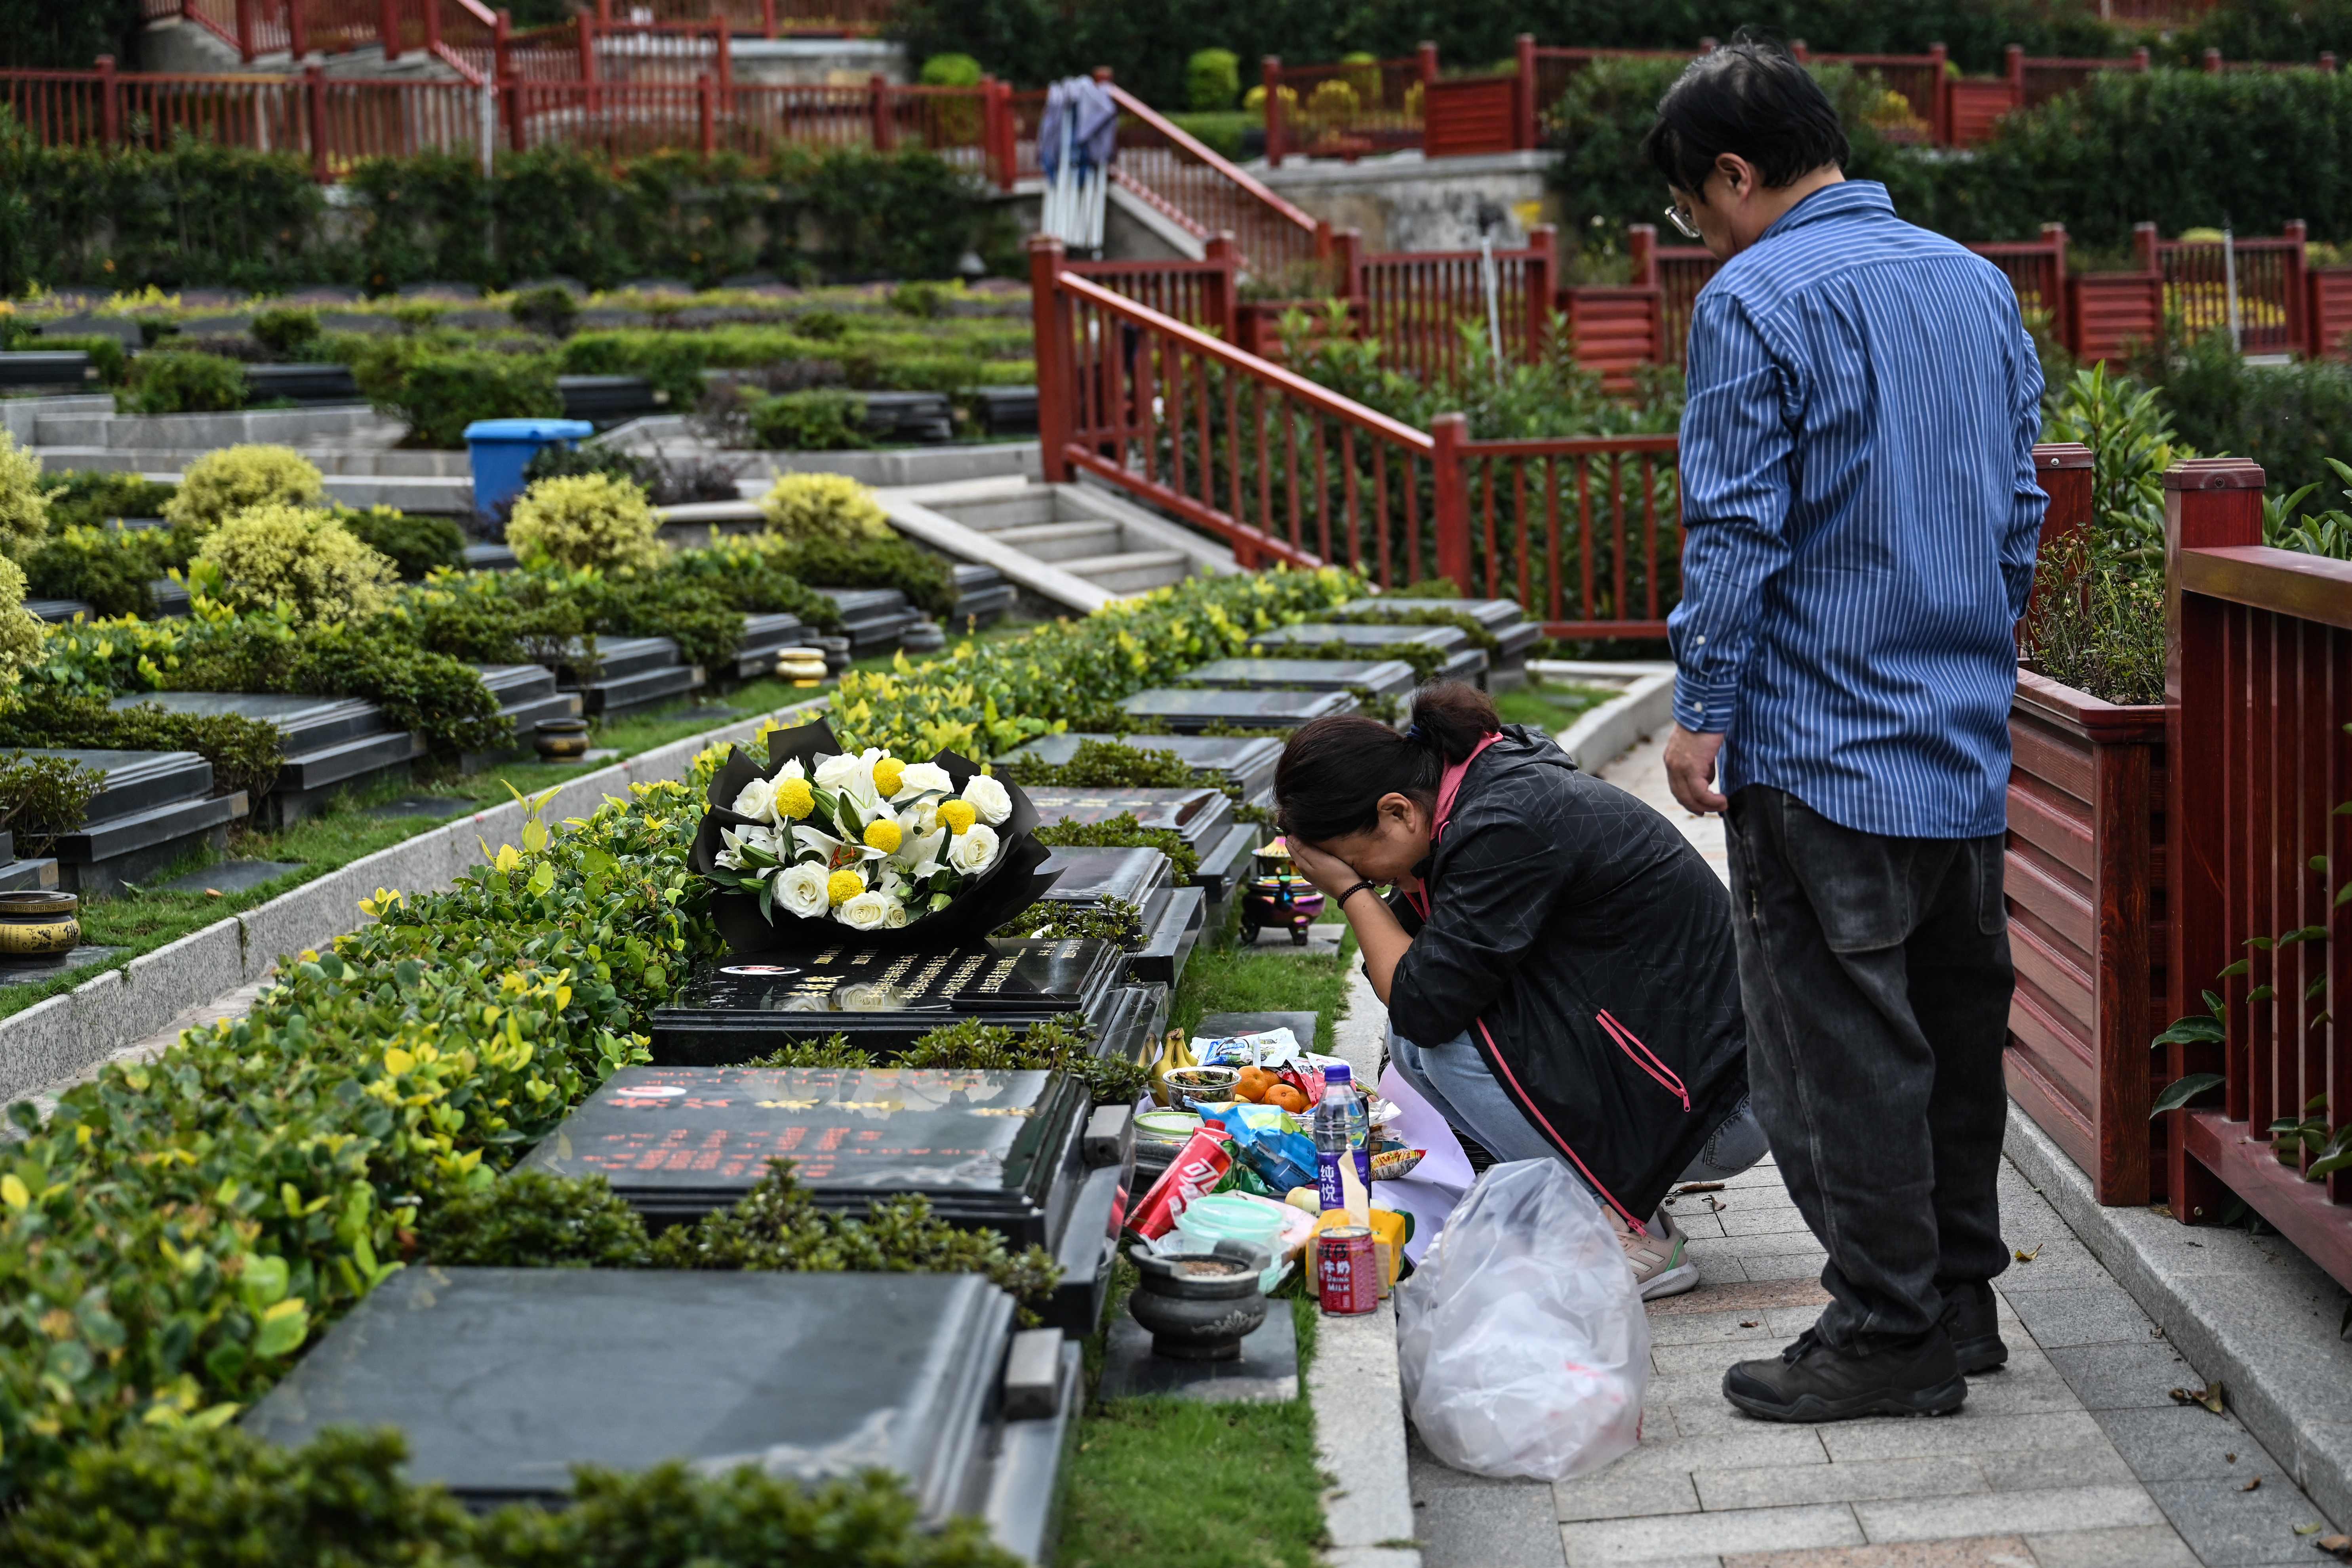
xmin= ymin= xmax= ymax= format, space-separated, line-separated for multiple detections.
xmin=1406 ymin=723 xmax=1429 ymax=744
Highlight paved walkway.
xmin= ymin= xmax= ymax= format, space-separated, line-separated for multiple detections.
xmin=1400 ymin=733 xmax=2344 ymax=1568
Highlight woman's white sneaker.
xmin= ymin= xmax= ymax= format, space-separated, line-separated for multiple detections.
xmin=1616 ymin=1206 xmax=1700 ymax=1299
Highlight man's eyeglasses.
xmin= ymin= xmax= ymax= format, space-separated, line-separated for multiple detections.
xmin=1664 ymin=202 xmax=1702 ymax=241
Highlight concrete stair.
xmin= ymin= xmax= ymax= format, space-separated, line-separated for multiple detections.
xmin=881 ymin=477 xmax=1236 ymax=615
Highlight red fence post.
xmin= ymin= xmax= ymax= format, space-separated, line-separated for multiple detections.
xmin=382 ymin=0 xmax=402 ymax=61
xmin=2132 ymin=45 xmax=2151 ymax=70
xmin=2203 ymin=48 xmax=2223 ymax=73
xmin=1525 ymin=223 xmax=1557 ymax=356
xmin=425 ymin=0 xmax=442 ymax=59
xmin=1515 ymin=33 xmax=1537 ymax=151
xmin=305 ymin=63 xmax=330 ymax=182
xmin=1030 ymin=237 xmax=1071 ymax=484
xmin=2163 ymin=457 xmax=2267 ymax=1223
xmin=2043 ymin=221 xmax=2070 ymax=351
xmin=762 ymin=0 xmax=777 ymax=38
xmin=289 ymin=0 xmax=308 ymax=61
xmin=2005 ymin=43 xmax=2025 ymax=112
xmin=1418 ymin=41 xmax=1439 ymax=86
xmin=1627 ymin=221 xmax=1657 ymax=288
xmin=712 ymin=13 xmax=733 ymax=111
xmin=1789 ymin=39 xmax=1810 ymax=64
xmin=868 ymin=73 xmax=893 ymax=150
xmin=2284 ymin=217 xmax=2310 ymax=355
xmin=1432 ymin=412 xmax=1471 ymax=592
xmin=233 ymin=0 xmax=256 ymax=62
xmin=95 ymin=54 xmax=120 ymax=144
xmin=1261 ymin=56 xmax=1286 ymax=167
xmin=981 ymin=76 xmax=1007 ymax=190
xmin=2134 ymin=219 xmax=2161 ymax=276
xmin=1334 ymin=225 xmax=1364 ymax=302
xmin=699 ymin=71 xmax=716 ymax=154
xmin=1203 ymin=232 xmax=1240 ymax=344
xmin=1927 ymin=42 xmax=1949 ymax=143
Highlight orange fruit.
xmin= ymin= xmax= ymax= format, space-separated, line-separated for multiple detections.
xmin=1235 ymin=1066 xmax=1277 ymax=1103
xmin=1265 ymin=1083 xmax=1309 ymax=1115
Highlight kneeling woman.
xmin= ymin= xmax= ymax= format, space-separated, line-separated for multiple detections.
xmin=1278 ymin=682 xmax=1761 ymax=1298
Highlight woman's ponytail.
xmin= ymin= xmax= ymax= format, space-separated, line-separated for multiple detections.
xmin=1276 ymin=680 xmax=1502 ymax=843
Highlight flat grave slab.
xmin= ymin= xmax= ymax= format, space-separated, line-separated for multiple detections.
xmin=650 ymin=938 xmax=1127 ymax=1065
xmin=554 ymin=636 xmax=705 ymax=718
xmin=1248 ymin=623 xmax=1489 ymax=686
xmin=1331 ymin=596 xmax=1543 ymax=676
xmin=14 ymin=747 xmax=247 ymax=895
xmin=1003 ymin=732 xmax=1284 ymax=802
xmin=241 ymin=1267 xmax=1035 ymax=1530
xmin=112 ymin=692 xmax=422 ymax=824
xmin=1031 ymin=846 xmax=1201 ymax=987
xmin=1183 ymin=656 xmax=1417 ymax=703
xmin=1026 ymin=785 xmax=1232 ymax=851
xmin=461 ymin=664 xmax=579 ymax=771
xmin=1118 ymin=687 xmax=1358 ymax=734
xmin=817 ymin=587 xmax=926 ymax=653
xmin=157 ymin=859 xmax=303 ymax=896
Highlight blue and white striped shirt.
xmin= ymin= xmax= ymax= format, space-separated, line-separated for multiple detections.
xmin=1669 ymin=181 xmax=2048 ymax=840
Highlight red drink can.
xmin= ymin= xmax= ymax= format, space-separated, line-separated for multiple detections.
xmin=1125 ymin=1126 xmax=1234 ymax=1242
xmin=1317 ymin=1225 xmax=1379 ymax=1316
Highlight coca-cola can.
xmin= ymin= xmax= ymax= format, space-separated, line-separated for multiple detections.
xmin=1317 ymin=1225 xmax=1379 ymax=1316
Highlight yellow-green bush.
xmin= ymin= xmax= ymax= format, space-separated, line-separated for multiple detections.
xmin=0 ymin=432 xmax=52 ymax=560
xmin=190 ymin=504 xmax=399 ymax=622
xmin=162 ymin=446 xmax=325 ymax=533
xmin=505 ymin=473 xmax=664 ymax=573
xmin=0 ymin=555 xmax=46 ymax=693
xmin=756 ymin=472 xmax=891 ymax=545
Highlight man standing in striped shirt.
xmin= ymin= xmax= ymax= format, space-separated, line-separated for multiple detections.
xmin=1649 ymin=38 xmax=2049 ymax=1422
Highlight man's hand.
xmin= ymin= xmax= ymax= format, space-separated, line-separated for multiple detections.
xmin=1663 ymin=725 xmax=1729 ymax=815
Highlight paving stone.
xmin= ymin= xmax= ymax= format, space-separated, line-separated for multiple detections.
xmin=1694 ymin=1456 xmax=1990 ymax=1511
xmin=1645 ymin=1309 xmax=1786 ymax=1348
xmin=1818 ymin=1412 xmax=2109 ymax=1463
xmin=1739 ymin=1253 xmax=1836 ymax=1282
xmin=2147 ymin=1474 xmax=2342 ymax=1565
xmin=1852 ymin=1483 xmax=2163 ymax=1543
xmin=1576 ymin=1427 xmax=1832 ymax=1477
xmin=1661 ymin=1204 xmax=1729 ymax=1239
xmin=2019 ymin=1523 xmax=2202 ymax=1567
xmin=1997 ymin=1284 xmax=2158 ymax=1349
xmin=1689 ymin=1230 xmax=1835 ymax=1259
xmin=1409 ymin=1427 xmax=1550 ymax=1495
xmin=2092 ymin=1404 xmax=2269 ymax=1482
xmin=2042 ymin=1342 xmax=2207 ymax=1411
xmin=1654 ymin=1339 xmax=1777 ymax=1376
xmin=1550 ymin=1465 xmax=1700 ymax=1523
xmin=1722 ymin=1538 xmax=2036 ymax=1567
xmin=1647 ymin=1279 xmax=1832 ymax=1318
xmin=1716 ymin=1205 xmax=1824 ymax=1237
xmin=1973 ymin=1440 xmax=2138 ymax=1491
xmin=1415 ymin=1485 xmax=1568 ymax=1568
xmin=1561 ymin=1502 xmax=1863 ymax=1563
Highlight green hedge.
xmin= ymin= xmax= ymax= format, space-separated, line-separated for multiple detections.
xmin=0 ymin=132 xmax=1008 ymax=296
xmin=1547 ymin=57 xmax=2352 ymax=248
xmin=889 ymin=0 xmax=2122 ymax=102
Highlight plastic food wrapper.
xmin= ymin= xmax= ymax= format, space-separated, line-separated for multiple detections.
xmin=1194 ymin=1028 xmax=1306 ymax=1071
xmin=1396 ymin=1160 xmax=1649 ymax=1481
xmin=1202 ymin=1103 xmax=1318 ymax=1193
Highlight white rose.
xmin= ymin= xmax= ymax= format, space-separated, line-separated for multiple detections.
xmin=882 ymin=897 xmax=910 ymax=929
xmin=776 ymin=861 xmax=830 ymax=918
xmin=732 ymin=775 xmax=779 ymax=823
xmin=838 ymin=890 xmax=892 ymax=930
xmin=813 ymin=751 xmax=873 ymax=796
xmin=947 ymin=823 xmax=1000 ymax=875
xmin=960 ymin=773 xmax=1012 ymax=826
xmin=895 ymin=761 xmax=954 ymax=800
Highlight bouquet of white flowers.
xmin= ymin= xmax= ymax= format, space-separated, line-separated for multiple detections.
xmin=689 ymin=716 xmax=1057 ymax=951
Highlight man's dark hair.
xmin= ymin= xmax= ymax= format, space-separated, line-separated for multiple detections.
xmin=1641 ymin=36 xmax=1851 ymax=196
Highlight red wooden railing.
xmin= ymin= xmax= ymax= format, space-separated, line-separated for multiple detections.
xmin=1103 ymin=84 xmax=1327 ymax=283
xmin=1260 ymin=49 xmax=1428 ymax=165
xmin=1067 ymin=243 xmax=1240 ymax=336
xmin=1790 ymin=42 xmax=1950 ymax=144
xmin=585 ymin=0 xmax=892 ymax=35
xmin=2163 ymin=459 xmax=2352 ymax=1291
xmin=1445 ymin=428 xmax=1684 ymax=638
xmin=1346 ymin=226 xmax=1557 ymax=385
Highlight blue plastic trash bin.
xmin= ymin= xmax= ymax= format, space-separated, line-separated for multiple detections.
xmin=465 ymin=417 xmax=595 ymax=520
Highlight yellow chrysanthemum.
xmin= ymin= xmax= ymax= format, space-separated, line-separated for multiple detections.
xmin=871 ymin=756 xmax=906 ymax=797
xmin=775 ymin=778 xmax=815 ymax=819
xmin=938 ymin=799 xmax=977 ymax=836
xmin=826 ymin=868 xmax=865 ymax=905
xmin=863 ymin=818 xmax=903 ymax=854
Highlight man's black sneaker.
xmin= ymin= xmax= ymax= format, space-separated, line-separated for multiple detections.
xmin=1940 ymin=1280 xmax=2008 ymax=1375
xmin=1723 ymin=1328 xmax=1966 ymax=1423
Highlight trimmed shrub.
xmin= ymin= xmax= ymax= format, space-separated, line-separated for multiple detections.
xmin=352 ymin=345 xmax=562 ymax=449
xmin=748 ymin=389 xmax=868 ymax=450
xmin=41 ymin=471 xmax=176 ymax=532
xmin=919 ymin=51 xmax=985 ymax=87
xmin=0 ymin=555 xmax=46 ymax=695
xmin=24 ymin=333 xmax=127 ymax=386
xmin=756 ymin=471 xmax=891 ymax=543
xmin=250 ymin=305 xmax=321 ymax=356
xmin=1188 ymin=48 xmax=1241 ymax=111
xmin=331 ymin=505 xmax=467 ymax=580
xmin=163 ymin=445 xmax=324 ymax=533
xmin=506 ymin=472 xmax=663 ymax=573
xmin=0 ymin=751 xmax=102 ymax=856
xmin=190 ymin=504 xmax=401 ymax=622
xmin=508 ymin=282 xmax=580 ymax=337
xmin=0 ymin=684 xmax=284 ymax=801
xmin=760 ymin=532 xmax=956 ymax=619
xmin=22 ymin=526 xmax=168 ymax=618
xmin=116 ymin=349 xmax=248 ymax=415
xmin=0 ymin=429 xmax=51 ymax=558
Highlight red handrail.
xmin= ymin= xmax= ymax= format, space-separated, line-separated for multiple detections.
xmin=1103 ymin=83 xmax=1325 ymax=282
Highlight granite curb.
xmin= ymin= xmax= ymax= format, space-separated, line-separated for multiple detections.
xmin=0 ymin=699 xmax=825 ymax=1107
xmin=2005 ymin=1103 xmax=2352 ymax=1530
xmin=1543 ymin=667 xmax=1676 ymax=775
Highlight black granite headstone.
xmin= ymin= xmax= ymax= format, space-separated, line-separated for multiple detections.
xmin=649 ymin=937 xmax=1126 ymax=1065
xmin=241 ymin=1267 xmax=1019 ymax=1524
xmin=1183 ymin=657 xmax=1418 ymax=702
xmin=1117 ymin=687 xmax=1357 ymax=734
xmin=1002 ymin=732 xmax=1285 ymax=802
xmin=1036 ymin=846 xmax=1171 ymax=913
xmin=1026 ymin=786 xmax=1232 ymax=850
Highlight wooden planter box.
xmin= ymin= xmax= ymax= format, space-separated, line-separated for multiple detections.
xmin=2004 ymin=668 xmax=2169 ymax=1204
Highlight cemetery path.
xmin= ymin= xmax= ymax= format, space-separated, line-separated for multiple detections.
xmin=1390 ymin=733 xmax=2345 ymax=1568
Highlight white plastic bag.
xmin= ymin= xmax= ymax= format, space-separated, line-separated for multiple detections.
xmin=1395 ymin=1159 xmax=1650 ymax=1480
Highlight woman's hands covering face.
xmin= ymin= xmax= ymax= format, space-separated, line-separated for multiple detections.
xmin=1284 ymin=838 xmax=1361 ymax=901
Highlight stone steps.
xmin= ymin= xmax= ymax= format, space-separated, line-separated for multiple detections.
xmin=110 ymin=692 xmax=426 ymax=825
xmin=887 ymin=477 xmax=1236 ymax=615
xmin=554 ymin=636 xmax=705 ymax=718
xmin=25 ymin=748 xmax=246 ymax=895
